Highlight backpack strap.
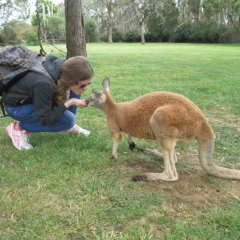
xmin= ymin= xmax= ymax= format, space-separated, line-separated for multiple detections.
xmin=2 ymin=92 xmax=30 ymax=104
xmin=0 ymin=97 xmax=8 ymax=117
xmin=0 ymin=92 xmax=30 ymax=117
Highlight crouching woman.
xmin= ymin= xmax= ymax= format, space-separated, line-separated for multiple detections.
xmin=3 ymin=55 xmax=94 ymax=150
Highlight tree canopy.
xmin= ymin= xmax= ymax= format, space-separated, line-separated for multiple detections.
xmin=0 ymin=0 xmax=240 ymax=45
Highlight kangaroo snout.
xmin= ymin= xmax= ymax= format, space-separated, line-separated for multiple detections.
xmin=85 ymin=99 xmax=89 ymax=105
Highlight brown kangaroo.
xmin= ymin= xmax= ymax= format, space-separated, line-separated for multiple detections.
xmin=85 ymin=77 xmax=240 ymax=181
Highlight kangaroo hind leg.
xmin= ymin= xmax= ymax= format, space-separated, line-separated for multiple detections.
xmin=137 ymin=147 xmax=178 ymax=163
xmin=133 ymin=106 xmax=179 ymax=181
xmin=133 ymin=138 xmax=178 ymax=181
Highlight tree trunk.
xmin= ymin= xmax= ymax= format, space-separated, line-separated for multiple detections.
xmin=140 ymin=22 xmax=145 ymax=44
xmin=196 ymin=0 xmax=201 ymax=21
xmin=65 ymin=0 xmax=86 ymax=58
xmin=131 ymin=0 xmax=145 ymax=44
xmin=106 ymin=0 xmax=113 ymax=43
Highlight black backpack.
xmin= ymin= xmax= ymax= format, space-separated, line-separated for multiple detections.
xmin=0 ymin=45 xmax=53 ymax=117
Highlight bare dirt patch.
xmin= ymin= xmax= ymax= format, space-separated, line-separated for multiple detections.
xmin=146 ymin=171 xmax=240 ymax=206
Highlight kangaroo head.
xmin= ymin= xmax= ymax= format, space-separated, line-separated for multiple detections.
xmin=85 ymin=77 xmax=110 ymax=109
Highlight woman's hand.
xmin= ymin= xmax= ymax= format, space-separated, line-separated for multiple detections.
xmin=64 ymin=98 xmax=88 ymax=109
xmin=76 ymin=99 xmax=88 ymax=108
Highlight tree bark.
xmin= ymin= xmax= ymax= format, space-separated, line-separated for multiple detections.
xmin=131 ymin=0 xmax=145 ymax=44
xmin=106 ymin=0 xmax=113 ymax=43
xmin=65 ymin=0 xmax=86 ymax=58
xmin=196 ymin=0 xmax=201 ymax=21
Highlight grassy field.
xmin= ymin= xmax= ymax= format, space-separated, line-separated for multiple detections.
xmin=0 ymin=43 xmax=240 ymax=239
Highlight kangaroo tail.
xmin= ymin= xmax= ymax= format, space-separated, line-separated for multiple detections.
xmin=198 ymin=138 xmax=240 ymax=180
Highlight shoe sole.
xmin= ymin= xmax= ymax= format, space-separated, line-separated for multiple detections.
xmin=59 ymin=131 xmax=90 ymax=136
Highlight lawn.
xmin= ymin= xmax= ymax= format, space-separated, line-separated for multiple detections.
xmin=0 ymin=43 xmax=240 ymax=239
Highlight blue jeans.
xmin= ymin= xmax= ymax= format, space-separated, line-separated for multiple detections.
xmin=5 ymin=91 xmax=81 ymax=133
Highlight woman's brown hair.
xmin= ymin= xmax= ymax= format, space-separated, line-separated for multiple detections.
xmin=57 ymin=56 xmax=94 ymax=103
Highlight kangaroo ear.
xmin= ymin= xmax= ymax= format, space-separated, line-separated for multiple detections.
xmin=92 ymin=88 xmax=106 ymax=103
xmin=102 ymin=77 xmax=110 ymax=92
xmin=92 ymin=88 xmax=104 ymax=98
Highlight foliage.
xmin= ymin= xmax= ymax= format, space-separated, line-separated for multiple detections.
xmin=173 ymin=22 xmax=193 ymax=43
xmin=99 ymin=33 xmax=108 ymax=42
xmin=173 ymin=21 xmax=237 ymax=43
xmin=31 ymin=0 xmax=62 ymax=43
xmin=0 ymin=21 xmax=37 ymax=45
xmin=202 ymin=0 xmax=240 ymax=34
xmin=2 ymin=24 xmax=18 ymax=44
xmin=122 ymin=29 xmax=140 ymax=42
xmin=112 ymin=27 xmax=123 ymax=42
xmin=143 ymin=32 xmax=156 ymax=42
xmin=47 ymin=15 xmax=65 ymax=41
xmin=0 ymin=28 xmax=5 ymax=45
xmin=146 ymin=0 xmax=179 ymax=42
xmin=32 ymin=0 xmax=59 ymax=27
xmin=27 ymin=32 xmax=39 ymax=45
xmin=2 ymin=0 xmax=240 ymax=44
xmin=0 ymin=0 xmax=30 ymax=26
xmin=190 ymin=21 xmax=224 ymax=43
xmin=100 ymin=27 xmax=123 ymax=43
xmin=219 ymin=27 xmax=240 ymax=43
xmin=84 ymin=16 xmax=97 ymax=43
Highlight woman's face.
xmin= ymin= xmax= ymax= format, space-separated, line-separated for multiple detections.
xmin=69 ymin=78 xmax=92 ymax=95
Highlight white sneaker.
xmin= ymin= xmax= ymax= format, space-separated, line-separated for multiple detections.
xmin=60 ymin=124 xmax=90 ymax=136
xmin=5 ymin=122 xmax=33 ymax=150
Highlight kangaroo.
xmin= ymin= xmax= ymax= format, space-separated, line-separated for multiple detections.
xmin=85 ymin=77 xmax=240 ymax=181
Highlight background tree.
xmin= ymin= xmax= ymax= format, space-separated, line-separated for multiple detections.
xmin=131 ymin=0 xmax=146 ymax=44
xmin=65 ymin=0 xmax=86 ymax=57
xmin=32 ymin=0 xmax=60 ymax=41
xmin=105 ymin=0 xmax=114 ymax=43
xmin=0 ymin=19 xmax=36 ymax=45
xmin=84 ymin=16 xmax=97 ymax=42
xmin=0 ymin=0 xmax=30 ymax=26
xmin=47 ymin=16 xmax=65 ymax=42
xmin=1 ymin=0 xmax=240 ymax=45
xmin=187 ymin=0 xmax=202 ymax=21
xmin=202 ymin=0 xmax=240 ymax=32
xmin=32 ymin=0 xmax=61 ymax=54
xmin=83 ymin=0 xmax=105 ymax=42
xmin=147 ymin=0 xmax=179 ymax=42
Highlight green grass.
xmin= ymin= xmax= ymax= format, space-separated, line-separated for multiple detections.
xmin=1 ymin=43 xmax=240 ymax=239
